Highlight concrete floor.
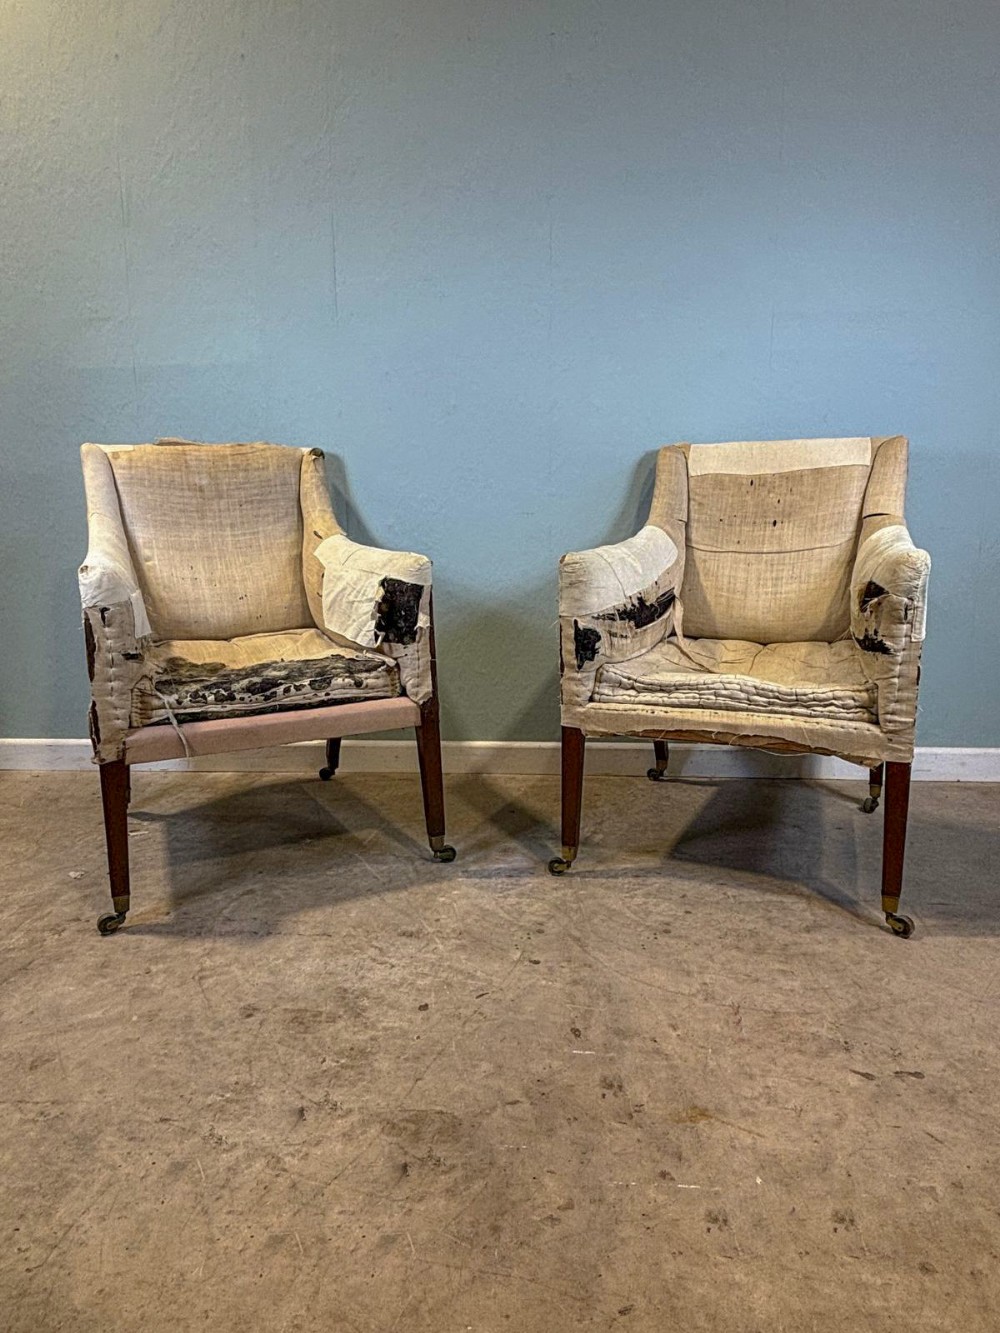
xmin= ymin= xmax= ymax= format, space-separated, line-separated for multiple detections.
xmin=1 ymin=768 xmax=998 ymax=1332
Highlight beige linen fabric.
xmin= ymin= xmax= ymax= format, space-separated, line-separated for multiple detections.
xmin=558 ymin=524 xmax=684 ymax=708
xmin=79 ymin=440 xmax=436 ymax=761
xmin=298 ymin=447 xmax=434 ymax=704
xmin=560 ymin=436 xmax=929 ymax=767
xmin=681 ymin=439 xmax=873 ymax=642
xmin=562 ymin=699 xmax=895 ymax=769
xmin=105 ymin=440 xmax=312 ymax=641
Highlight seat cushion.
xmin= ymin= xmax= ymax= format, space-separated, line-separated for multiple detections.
xmin=130 ymin=628 xmax=401 ymax=728
xmin=592 ymin=636 xmax=876 ymax=723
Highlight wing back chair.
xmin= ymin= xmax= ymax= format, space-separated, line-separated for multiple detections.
xmin=550 ymin=436 xmax=930 ymax=937
xmin=79 ymin=438 xmax=455 ymax=935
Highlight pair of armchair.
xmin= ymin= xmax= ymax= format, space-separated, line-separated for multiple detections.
xmin=80 ymin=435 xmax=929 ymax=938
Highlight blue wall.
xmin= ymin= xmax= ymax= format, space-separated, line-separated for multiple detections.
xmin=2 ymin=0 xmax=997 ymax=743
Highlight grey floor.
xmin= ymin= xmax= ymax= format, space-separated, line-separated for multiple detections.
xmin=1 ymin=768 xmax=998 ymax=1332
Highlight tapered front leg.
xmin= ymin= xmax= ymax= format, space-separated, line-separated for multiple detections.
xmin=882 ymin=760 xmax=913 ymax=937
xmin=97 ymin=760 xmax=130 ymax=934
xmin=648 ymin=739 xmax=670 ymax=782
xmin=549 ymin=726 xmax=585 ymax=874
xmin=319 ymin=737 xmax=342 ymax=781
xmin=415 ymin=696 xmax=455 ymax=862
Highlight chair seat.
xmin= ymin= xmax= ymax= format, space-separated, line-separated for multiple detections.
xmin=592 ymin=636 xmax=876 ymax=723
xmin=131 ymin=628 xmax=401 ymax=727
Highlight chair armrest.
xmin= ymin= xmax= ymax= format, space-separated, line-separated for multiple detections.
xmin=315 ymin=534 xmax=434 ymax=703
xmin=79 ymin=443 xmax=151 ymax=638
xmin=315 ymin=534 xmax=431 ymax=646
xmin=559 ymin=524 xmax=681 ymax=704
xmin=851 ymin=520 xmax=930 ymax=735
xmin=79 ymin=444 xmax=153 ymax=762
xmin=79 ymin=512 xmax=151 ymax=640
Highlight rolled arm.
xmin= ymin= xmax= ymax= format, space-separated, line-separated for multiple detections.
xmin=315 ymin=534 xmax=434 ymax=704
xmin=79 ymin=444 xmax=153 ymax=762
xmin=851 ymin=519 xmax=930 ymax=735
xmin=559 ymin=524 xmax=682 ymax=706
xmin=299 ymin=448 xmax=435 ymax=704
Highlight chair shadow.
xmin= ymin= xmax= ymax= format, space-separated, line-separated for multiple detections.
xmin=123 ymin=769 xmax=997 ymax=939
xmin=446 ymin=770 xmax=997 ymax=939
xmin=125 ymin=774 xmax=437 ymax=938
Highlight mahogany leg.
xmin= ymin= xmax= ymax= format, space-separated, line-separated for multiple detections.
xmin=549 ymin=726 xmax=585 ymax=874
xmin=882 ymin=760 xmax=914 ymax=937
xmin=648 ymin=739 xmax=670 ymax=782
xmin=97 ymin=760 xmax=130 ymax=934
xmin=415 ymin=696 xmax=455 ymax=862
xmin=319 ymin=737 xmax=342 ymax=781
xmin=862 ymin=762 xmax=884 ymax=813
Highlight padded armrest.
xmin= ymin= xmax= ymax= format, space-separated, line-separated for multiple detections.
xmin=850 ymin=520 xmax=930 ymax=734
xmin=558 ymin=525 xmax=682 ymax=705
xmin=315 ymin=533 xmax=432 ymax=648
xmin=79 ymin=445 xmax=153 ymax=762
xmin=852 ymin=521 xmax=929 ymax=640
xmin=79 ymin=444 xmax=151 ymax=638
xmin=559 ymin=525 xmax=679 ymax=622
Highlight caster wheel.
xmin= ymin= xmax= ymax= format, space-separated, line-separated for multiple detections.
xmin=433 ymin=845 xmax=457 ymax=863
xmin=318 ymin=767 xmax=334 ymax=781
xmin=647 ymin=768 xmax=668 ymax=782
xmin=548 ymin=857 xmax=572 ymax=876
xmin=886 ymin=912 xmax=915 ymax=939
xmin=861 ymin=796 xmax=879 ymax=813
xmin=97 ymin=911 xmax=127 ymax=936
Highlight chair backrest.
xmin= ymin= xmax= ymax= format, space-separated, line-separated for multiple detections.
xmin=656 ymin=437 xmax=907 ymax=644
xmin=101 ymin=440 xmax=313 ymax=641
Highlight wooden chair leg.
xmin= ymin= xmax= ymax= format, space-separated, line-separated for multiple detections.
xmin=862 ymin=762 xmax=884 ymax=813
xmin=319 ymin=737 xmax=342 ymax=781
xmin=415 ymin=698 xmax=455 ymax=862
xmin=882 ymin=760 xmax=914 ymax=937
xmin=98 ymin=760 xmax=130 ymax=935
xmin=549 ymin=726 xmax=585 ymax=874
xmin=648 ymin=739 xmax=670 ymax=782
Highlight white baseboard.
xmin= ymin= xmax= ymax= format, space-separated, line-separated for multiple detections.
xmin=0 ymin=738 xmax=998 ymax=781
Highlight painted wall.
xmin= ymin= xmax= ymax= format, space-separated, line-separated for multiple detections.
xmin=2 ymin=0 xmax=998 ymax=744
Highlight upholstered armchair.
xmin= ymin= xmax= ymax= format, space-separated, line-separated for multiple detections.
xmin=550 ymin=437 xmax=930 ymax=938
xmin=79 ymin=438 xmax=455 ymax=934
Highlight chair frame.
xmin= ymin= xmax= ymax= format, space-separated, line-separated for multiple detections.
xmin=550 ymin=727 xmax=913 ymax=938
xmin=93 ymin=603 xmax=454 ymax=935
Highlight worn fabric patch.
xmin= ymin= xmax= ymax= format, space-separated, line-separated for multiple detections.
xmin=559 ymin=525 xmax=679 ymax=619
xmin=132 ymin=628 xmax=400 ymax=726
xmin=315 ymin=533 xmax=431 ymax=648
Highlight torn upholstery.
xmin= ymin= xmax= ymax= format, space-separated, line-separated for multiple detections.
xmin=560 ymin=436 xmax=929 ymax=766
xmin=79 ymin=440 xmax=434 ymax=762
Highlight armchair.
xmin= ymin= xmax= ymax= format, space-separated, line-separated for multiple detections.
xmin=550 ymin=437 xmax=930 ymax=937
xmin=79 ymin=439 xmax=455 ymax=935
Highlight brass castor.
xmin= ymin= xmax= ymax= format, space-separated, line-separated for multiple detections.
xmin=886 ymin=912 xmax=915 ymax=939
xmin=647 ymin=768 xmax=668 ymax=782
xmin=97 ymin=911 xmax=127 ymax=936
xmin=318 ymin=766 xmax=335 ymax=781
xmin=548 ymin=857 xmax=572 ymax=875
xmin=433 ymin=845 xmax=457 ymax=863
xmin=861 ymin=795 xmax=879 ymax=813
